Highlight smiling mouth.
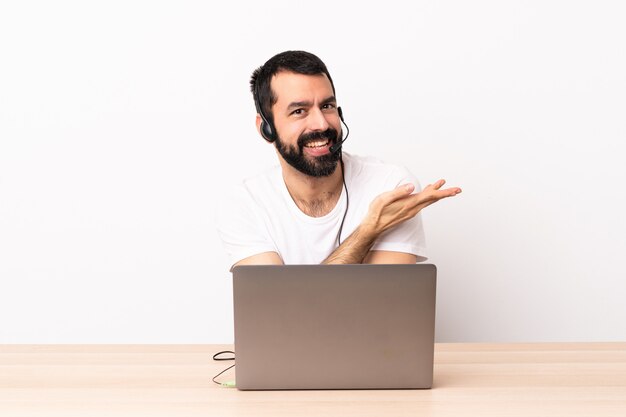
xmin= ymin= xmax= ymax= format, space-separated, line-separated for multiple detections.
xmin=303 ymin=139 xmax=330 ymax=148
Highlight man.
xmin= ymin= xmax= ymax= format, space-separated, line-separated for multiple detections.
xmin=217 ymin=51 xmax=461 ymax=268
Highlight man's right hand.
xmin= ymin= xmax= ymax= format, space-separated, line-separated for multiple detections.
xmin=361 ymin=180 xmax=462 ymax=236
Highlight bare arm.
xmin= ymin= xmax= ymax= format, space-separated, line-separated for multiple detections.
xmin=322 ymin=223 xmax=379 ymax=264
xmin=363 ymin=250 xmax=418 ymax=264
xmin=232 ymin=251 xmax=283 ymax=269
xmin=323 ymin=179 xmax=461 ymax=264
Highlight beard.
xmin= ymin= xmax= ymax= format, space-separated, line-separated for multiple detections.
xmin=274 ymin=127 xmax=342 ymax=177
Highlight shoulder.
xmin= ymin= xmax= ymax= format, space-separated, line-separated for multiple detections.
xmin=241 ymin=164 xmax=282 ymax=195
xmin=224 ymin=164 xmax=282 ymax=204
xmin=217 ymin=164 xmax=283 ymax=222
xmin=343 ymin=153 xmax=419 ymax=189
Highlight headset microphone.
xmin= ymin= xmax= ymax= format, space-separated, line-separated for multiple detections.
xmin=330 ymin=106 xmax=350 ymax=154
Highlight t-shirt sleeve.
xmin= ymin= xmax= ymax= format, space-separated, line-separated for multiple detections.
xmin=370 ymin=166 xmax=428 ymax=262
xmin=215 ymin=185 xmax=278 ymax=269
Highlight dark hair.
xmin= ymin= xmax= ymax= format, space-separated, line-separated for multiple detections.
xmin=250 ymin=50 xmax=336 ymax=124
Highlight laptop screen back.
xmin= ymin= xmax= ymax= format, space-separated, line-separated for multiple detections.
xmin=232 ymin=264 xmax=437 ymax=390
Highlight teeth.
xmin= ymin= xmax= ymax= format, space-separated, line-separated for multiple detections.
xmin=304 ymin=140 xmax=329 ymax=148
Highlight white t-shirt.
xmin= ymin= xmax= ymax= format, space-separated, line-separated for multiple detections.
xmin=216 ymin=153 xmax=427 ymax=267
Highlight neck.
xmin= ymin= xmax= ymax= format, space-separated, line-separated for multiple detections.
xmin=280 ymin=159 xmax=344 ymax=218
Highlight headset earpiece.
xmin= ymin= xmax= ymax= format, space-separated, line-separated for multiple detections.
xmin=338 ymin=106 xmax=344 ymax=122
xmin=260 ymin=117 xmax=276 ymax=143
xmin=255 ymin=82 xmax=277 ymax=143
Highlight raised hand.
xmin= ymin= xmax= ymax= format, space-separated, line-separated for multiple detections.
xmin=363 ymin=180 xmax=462 ymax=235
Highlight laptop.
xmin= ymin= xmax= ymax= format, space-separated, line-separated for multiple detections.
xmin=231 ymin=264 xmax=437 ymax=390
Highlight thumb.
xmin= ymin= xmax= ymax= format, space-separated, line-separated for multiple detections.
xmin=399 ymin=183 xmax=415 ymax=194
xmin=379 ymin=183 xmax=415 ymax=204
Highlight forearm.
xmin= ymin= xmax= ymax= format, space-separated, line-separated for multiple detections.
xmin=322 ymin=179 xmax=461 ymax=265
xmin=322 ymin=224 xmax=378 ymax=264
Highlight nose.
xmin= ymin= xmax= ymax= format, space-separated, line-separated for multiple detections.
xmin=308 ymin=107 xmax=330 ymax=131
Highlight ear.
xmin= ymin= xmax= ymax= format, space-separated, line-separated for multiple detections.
xmin=255 ymin=114 xmax=263 ymax=136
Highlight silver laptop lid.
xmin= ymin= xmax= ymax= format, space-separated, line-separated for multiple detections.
xmin=232 ymin=264 xmax=437 ymax=390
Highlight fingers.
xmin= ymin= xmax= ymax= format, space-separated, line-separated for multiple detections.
xmin=440 ymin=186 xmax=462 ymax=197
xmin=432 ymin=179 xmax=445 ymax=190
xmin=411 ymin=181 xmax=461 ymax=207
xmin=376 ymin=180 xmax=461 ymax=210
xmin=411 ymin=188 xmax=459 ymax=213
xmin=427 ymin=179 xmax=457 ymax=191
xmin=424 ymin=187 xmax=462 ymax=202
xmin=425 ymin=179 xmax=461 ymax=195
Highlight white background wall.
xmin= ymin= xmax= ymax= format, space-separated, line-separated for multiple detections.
xmin=1 ymin=0 xmax=625 ymax=343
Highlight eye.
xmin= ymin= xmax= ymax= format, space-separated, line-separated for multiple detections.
xmin=322 ymin=103 xmax=336 ymax=110
xmin=291 ymin=108 xmax=304 ymax=116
